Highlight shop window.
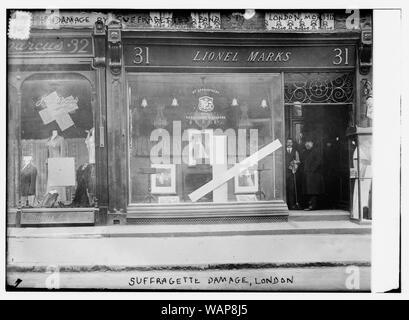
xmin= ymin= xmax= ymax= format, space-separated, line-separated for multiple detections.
xmin=350 ymin=134 xmax=372 ymax=220
xmin=8 ymin=84 xmax=19 ymax=208
xmin=15 ymin=73 xmax=95 ymax=208
xmin=128 ymin=73 xmax=284 ymax=204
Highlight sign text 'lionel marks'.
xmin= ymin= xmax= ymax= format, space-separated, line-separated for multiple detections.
xmin=124 ymin=44 xmax=356 ymax=68
xmin=8 ymin=37 xmax=93 ymax=55
xmin=192 ymin=50 xmax=292 ymax=63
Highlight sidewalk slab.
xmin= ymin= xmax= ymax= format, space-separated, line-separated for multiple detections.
xmin=7 ymin=220 xmax=371 ymax=290
xmin=7 ymin=218 xmax=371 ymax=239
xmin=7 ymin=233 xmax=371 ymax=270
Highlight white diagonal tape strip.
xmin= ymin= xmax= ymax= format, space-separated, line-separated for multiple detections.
xmin=188 ymin=139 xmax=282 ymax=202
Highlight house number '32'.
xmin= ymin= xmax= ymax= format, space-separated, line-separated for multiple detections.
xmin=133 ymin=47 xmax=150 ymax=64
xmin=333 ymin=48 xmax=349 ymax=65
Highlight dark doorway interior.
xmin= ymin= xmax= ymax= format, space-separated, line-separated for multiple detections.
xmin=285 ymin=105 xmax=350 ymax=210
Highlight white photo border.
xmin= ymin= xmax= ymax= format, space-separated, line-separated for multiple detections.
xmin=151 ymin=163 xmax=176 ymax=194
xmin=234 ymin=166 xmax=259 ymax=194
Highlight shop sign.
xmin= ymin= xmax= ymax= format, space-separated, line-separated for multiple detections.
xmin=265 ymin=12 xmax=335 ymax=31
xmin=124 ymin=44 xmax=356 ymax=69
xmin=186 ymin=89 xmax=226 ymax=129
xmin=8 ymin=36 xmax=93 ymax=56
xmin=31 ymin=11 xmax=108 ymax=29
xmin=21 ymin=10 xmax=361 ymax=31
xmin=116 ymin=12 xmax=221 ymax=29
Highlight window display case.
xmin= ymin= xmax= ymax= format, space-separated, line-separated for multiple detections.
xmin=9 ymin=73 xmax=96 ymax=209
xmin=349 ymin=128 xmax=372 ymax=221
xmin=127 ymin=73 xmax=284 ymax=207
xmin=6 ymin=27 xmax=102 ymax=226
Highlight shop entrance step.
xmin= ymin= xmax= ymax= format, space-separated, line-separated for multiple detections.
xmin=289 ymin=210 xmax=351 ymax=222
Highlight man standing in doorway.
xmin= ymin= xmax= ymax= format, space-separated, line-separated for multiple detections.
xmin=285 ymin=138 xmax=300 ymax=210
xmin=301 ymin=139 xmax=324 ymax=211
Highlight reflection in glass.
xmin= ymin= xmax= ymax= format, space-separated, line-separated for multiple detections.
xmin=128 ymin=73 xmax=284 ymax=204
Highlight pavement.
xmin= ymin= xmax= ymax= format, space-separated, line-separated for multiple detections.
xmin=6 ymin=210 xmax=372 ymax=291
xmin=7 ymin=210 xmax=370 ymax=239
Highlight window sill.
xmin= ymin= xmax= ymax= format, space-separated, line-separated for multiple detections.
xmin=7 ymin=207 xmax=96 ymax=227
xmin=127 ymin=200 xmax=289 ymax=219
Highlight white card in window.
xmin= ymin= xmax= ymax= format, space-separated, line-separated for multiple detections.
xmin=55 ymin=112 xmax=74 ymax=131
xmin=61 ymin=95 xmax=79 ymax=113
xmin=45 ymin=102 xmax=63 ymax=117
xmin=47 ymin=157 xmax=76 ymax=187
xmin=157 ymin=196 xmax=180 ymax=204
xmin=43 ymin=91 xmax=59 ymax=108
xmin=38 ymin=108 xmax=53 ymax=124
xmin=236 ymin=194 xmax=258 ymax=202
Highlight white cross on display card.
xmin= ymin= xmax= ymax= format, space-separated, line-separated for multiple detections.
xmin=55 ymin=112 xmax=75 ymax=131
xmin=38 ymin=108 xmax=53 ymax=124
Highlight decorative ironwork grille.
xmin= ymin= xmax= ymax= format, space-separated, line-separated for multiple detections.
xmin=284 ymin=72 xmax=354 ymax=104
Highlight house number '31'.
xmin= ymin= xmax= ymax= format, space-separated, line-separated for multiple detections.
xmin=133 ymin=47 xmax=150 ymax=64
xmin=333 ymin=48 xmax=349 ymax=65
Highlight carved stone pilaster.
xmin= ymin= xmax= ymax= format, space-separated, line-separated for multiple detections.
xmin=359 ymin=29 xmax=372 ymax=75
xmin=7 ymin=82 xmax=20 ymax=208
xmin=107 ymin=19 xmax=122 ymax=76
xmin=14 ymin=78 xmax=23 ymax=207
xmin=92 ymin=18 xmax=106 ymax=68
xmin=105 ymin=19 xmax=127 ymax=212
xmin=92 ymin=19 xmax=110 ymax=223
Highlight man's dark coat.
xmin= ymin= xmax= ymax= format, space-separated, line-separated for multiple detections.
xmin=301 ymin=147 xmax=324 ymax=195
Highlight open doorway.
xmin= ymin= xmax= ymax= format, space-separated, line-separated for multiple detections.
xmin=285 ymin=105 xmax=350 ymax=210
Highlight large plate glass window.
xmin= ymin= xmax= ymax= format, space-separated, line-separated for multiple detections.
xmin=350 ymin=134 xmax=372 ymax=220
xmin=15 ymin=73 xmax=95 ymax=209
xmin=128 ymin=73 xmax=283 ymax=205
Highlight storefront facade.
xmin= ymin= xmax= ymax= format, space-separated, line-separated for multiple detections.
xmin=7 ymin=10 xmax=373 ymax=226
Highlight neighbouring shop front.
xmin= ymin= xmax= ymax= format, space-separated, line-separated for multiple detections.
xmin=6 ymin=10 xmax=373 ymax=227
